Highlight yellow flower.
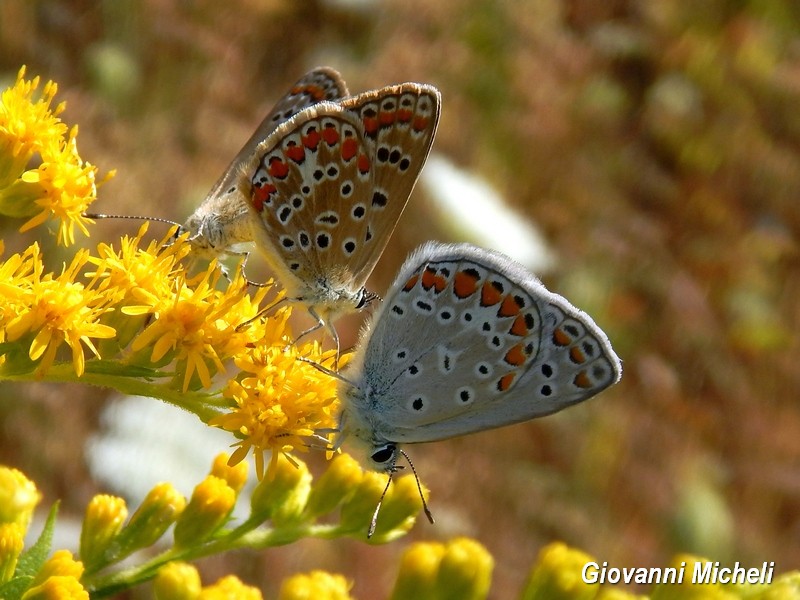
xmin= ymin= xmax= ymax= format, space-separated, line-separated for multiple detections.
xmin=154 ymin=562 xmax=202 ymax=600
xmin=0 ymin=466 xmax=41 ymax=528
xmin=0 ymin=522 xmax=24 ymax=583
xmin=21 ymin=576 xmax=89 ymax=600
xmin=86 ymin=223 xmax=190 ymax=307
xmin=79 ymin=495 xmax=127 ymax=573
xmin=279 ymin=571 xmax=352 ymax=600
xmin=126 ymin=257 xmax=268 ymax=392
xmin=2 ymin=244 xmax=116 ymax=376
xmin=0 ymin=67 xmax=109 ymax=245
xmin=18 ymin=126 xmax=101 ymax=245
xmin=173 ymin=476 xmax=236 ymax=547
xmin=199 ymin=575 xmax=263 ymax=600
xmin=0 ymin=66 xmax=66 ymax=186
xmin=390 ymin=538 xmax=493 ymax=600
xmin=520 ymin=542 xmax=597 ymax=600
xmin=31 ymin=550 xmax=84 ymax=585
xmin=209 ymin=329 xmax=340 ymax=480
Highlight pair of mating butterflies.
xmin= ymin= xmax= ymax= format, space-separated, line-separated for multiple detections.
xmin=94 ymin=68 xmax=621 ymax=502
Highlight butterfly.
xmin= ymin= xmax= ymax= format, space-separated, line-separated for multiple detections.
xmin=181 ymin=67 xmax=351 ymax=262
xmin=332 ymin=241 xmax=622 ymax=533
xmin=85 ymin=67 xmax=349 ymax=265
xmin=245 ymin=81 xmax=441 ymax=356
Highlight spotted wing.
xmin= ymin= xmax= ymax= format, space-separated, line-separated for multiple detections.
xmin=187 ymin=67 xmax=349 ymax=244
xmin=203 ymin=67 xmax=348 ymax=204
xmin=349 ymin=242 xmax=622 ymax=444
xmin=248 ymin=84 xmax=441 ymax=297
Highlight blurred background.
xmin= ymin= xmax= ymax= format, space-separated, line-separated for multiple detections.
xmin=1 ymin=0 xmax=799 ymax=597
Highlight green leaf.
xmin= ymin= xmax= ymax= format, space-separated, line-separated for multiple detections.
xmin=16 ymin=502 xmax=59 ymax=577
xmin=0 ymin=574 xmax=35 ymax=600
xmin=0 ymin=504 xmax=60 ymax=600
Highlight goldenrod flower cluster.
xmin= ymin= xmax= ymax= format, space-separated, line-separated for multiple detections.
xmin=0 ymin=67 xmax=340 ymax=473
xmin=3 ymin=460 xmax=798 ymax=599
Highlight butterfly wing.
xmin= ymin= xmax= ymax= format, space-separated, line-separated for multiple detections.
xmin=343 ymin=242 xmax=622 ymax=445
xmin=247 ymin=84 xmax=441 ymax=306
xmin=336 ymin=83 xmax=441 ymax=285
xmin=203 ymin=67 xmax=349 ymax=207
xmin=184 ymin=68 xmax=348 ymax=250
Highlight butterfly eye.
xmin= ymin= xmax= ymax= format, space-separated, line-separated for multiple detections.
xmin=370 ymin=444 xmax=397 ymax=465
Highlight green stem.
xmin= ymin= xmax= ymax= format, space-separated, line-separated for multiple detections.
xmin=85 ymin=522 xmax=345 ymax=597
xmin=0 ymin=361 xmax=230 ymax=423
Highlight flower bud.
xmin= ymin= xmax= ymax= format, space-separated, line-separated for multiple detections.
xmin=31 ymin=550 xmax=84 ymax=586
xmin=250 ymin=453 xmax=311 ymax=525
xmin=173 ymin=476 xmax=235 ymax=548
xmin=200 ymin=575 xmax=263 ymax=599
xmin=114 ymin=483 xmax=186 ymax=558
xmin=210 ymin=453 xmax=248 ymax=494
xmin=337 ymin=471 xmax=388 ymax=536
xmin=79 ymin=495 xmax=127 ymax=573
xmin=368 ymin=474 xmax=429 ymax=543
xmin=0 ymin=467 xmax=41 ymax=529
xmin=520 ymin=542 xmax=596 ymax=600
xmin=153 ymin=561 xmax=201 ymax=600
xmin=434 ymin=538 xmax=493 ymax=600
xmin=20 ymin=576 xmax=88 ymax=600
xmin=0 ymin=522 xmax=24 ymax=583
xmin=304 ymin=454 xmax=363 ymax=519
xmin=390 ymin=541 xmax=444 ymax=600
xmin=279 ymin=570 xmax=353 ymax=600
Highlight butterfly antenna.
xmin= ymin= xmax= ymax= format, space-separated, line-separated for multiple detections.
xmin=83 ymin=212 xmax=182 ymax=229
xmin=368 ymin=471 xmax=394 ymax=538
xmin=400 ymin=449 xmax=434 ymax=525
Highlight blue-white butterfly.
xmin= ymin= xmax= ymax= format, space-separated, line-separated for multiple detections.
xmin=332 ymin=242 xmax=622 ymax=533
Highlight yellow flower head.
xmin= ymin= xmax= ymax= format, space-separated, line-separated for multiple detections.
xmin=279 ymin=571 xmax=352 ymax=600
xmin=0 ymin=67 xmax=66 ymax=182
xmin=2 ymin=244 xmax=116 ymax=376
xmin=0 ymin=67 xmax=110 ymax=245
xmin=199 ymin=575 xmax=263 ymax=600
xmin=18 ymin=126 xmax=99 ymax=245
xmin=210 ymin=328 xmax=341 ymax=480
xmin=124 ymin=243 xmax=270 ymax=392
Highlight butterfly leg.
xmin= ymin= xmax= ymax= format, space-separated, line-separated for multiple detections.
xmin=235 ymin=296 xmax=289 ymax=332
xmin=295 ymin=307 xmax=341 ymax=371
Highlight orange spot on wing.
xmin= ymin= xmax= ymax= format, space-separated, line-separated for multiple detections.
xmin=569 ymin=346 xmax=586 ymax=364
xmin=509 ymin=314 xmax=529 ymax=336
xmin=421 ymin=268 xmax=446 ymax=292
xmin=341 ymin=137 xmax=358 ymax=161
xmin=285 ymin=144 xmax=305 ymax=163
xmin=302 ymin=130 xmax=320 ymax=150
xmin=504 ymin=344 xmax=527 ymax=366
xmin=252 ymin=184 xmax=275 ymax=212
xmin=481 ymin=281 xmax=503 ymax=306
xmin=574 ymin=371 xmax=592 ymax=389
xmin=552 ymin=327 xmax=572 ymax=347
xmin=363 ymin=116 xmax=379 ymax=135
xmin=498 ymin=294 xmax=522 ymax=317
xmin=307 ymin=84 xmax=326 ymax=101
xmin=268 ymin=157 xmax=289 ymax=179
xmin=402 ymin=275 xmax=419 ymax=292
xmin=497 ymin=372 xmax=516 ymax=392
xmin=397 ymin=108 xmax=413 ymax=122
xmin=453 ymin=270 xmax=479 ymax=299
xmin=413 ymin=116 xmax=430 ymax=131
xmin=322 ymin=125 xmax=340 ymax=146
xmin=379 ymin=111 xmax=395 ymax=126
xmin=357 ymin=154 xmax=371 ymax=174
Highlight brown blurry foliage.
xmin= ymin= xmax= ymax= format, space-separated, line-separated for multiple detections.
xmin=1 ymin=0 xmax=799 ymax=597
